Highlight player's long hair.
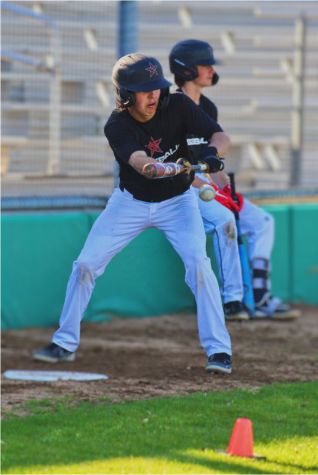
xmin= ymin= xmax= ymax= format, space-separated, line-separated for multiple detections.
xmin=116 ymin=101 xmax=129 ymax=110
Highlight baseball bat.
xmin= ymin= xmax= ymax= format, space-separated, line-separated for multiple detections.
xmin=228 ymin=172 xmax=255 ymax=318
xmin=142 ymin=160 xmax=224 ymax=180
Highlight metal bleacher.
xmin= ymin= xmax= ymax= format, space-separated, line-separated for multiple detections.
xmin=1 ymin=1 xmax=318 ymax=203
xmin=1 ymin=1 xmax=117 ymax=200
xmin=137 ymin=2 xmax=318 ymax=191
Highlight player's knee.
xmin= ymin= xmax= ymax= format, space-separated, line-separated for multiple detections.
xmin=73 ymin=260 xmax=93 ymax=285
xmin=214 ymin=208 xmax=234 ymax=232
xmin=223 ymin=218 xmax=237 ymax=244
xmin=184 ymin=251 xmax=213 ymax=290
xmin=185 ymin=249 xmax=208 ymax=270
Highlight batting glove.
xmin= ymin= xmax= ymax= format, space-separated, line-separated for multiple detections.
xmin=223 ymin=184 xmax=244 ymax=211
xmin=196 ymin=147 xmax=224 ymax=173
xmin=209 ymin=184 xmax=240 ymax=212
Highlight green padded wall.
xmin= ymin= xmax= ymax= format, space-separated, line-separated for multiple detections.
xmin=1 ymin=213 xmax=91 ymax=330
xmin=291 ymin=204 xmax=318 ymax=305
xmin=2 ymin=203 xmax=318 ymax=330
xmin=262 ymin=205 xmax=292 ymax=302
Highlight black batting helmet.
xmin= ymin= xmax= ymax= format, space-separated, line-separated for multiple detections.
xmin=169 ymin=39 xmax=219 ymax=85
xmin=112 ymin=53 xmax=172 ymax=109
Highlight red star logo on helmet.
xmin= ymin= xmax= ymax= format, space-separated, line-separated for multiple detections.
xmin=146 ymin=137 xmax=162 ymax=157
xmin=145 ymin=62 xmax=158 ymax=77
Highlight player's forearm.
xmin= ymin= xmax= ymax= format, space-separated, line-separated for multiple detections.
xmin=209 ymin=170 xmax=229 ymax=189
xmin=129 ymin=151 xmax=157 ymax=174
xmin=208 ymin=131 xmax=231 ymax=157
xmin=193 ymin=170 xmax=229 ymax=190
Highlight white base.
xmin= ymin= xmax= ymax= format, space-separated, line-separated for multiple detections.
xmin=3 ymin=370 xmax=108 ymax=382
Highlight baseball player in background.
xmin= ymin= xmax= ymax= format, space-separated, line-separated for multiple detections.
xmin=169 ymin=39 xmax=301 ymax=321
xmin=34 ymin=53 xmax=233 ymax=374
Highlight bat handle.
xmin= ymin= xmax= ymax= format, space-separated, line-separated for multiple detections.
xmin=228 ymin=172 xmax=240 ymax=220
xmin=228 ymin=172 xmax=238 ymax=204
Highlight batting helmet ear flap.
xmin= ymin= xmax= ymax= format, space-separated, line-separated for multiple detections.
xmin=169 ymin=56 xmax=199 ymax=82
xmin=113 ymin=84 xmax=136 ymax=108
xmin=159 ymin=87 xmax=170 ymax=110
xmin=212 ymin=72 xmax=219 ymax=86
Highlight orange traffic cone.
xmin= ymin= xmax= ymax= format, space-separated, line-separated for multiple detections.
xmin=215 ymin=418 xmax=266 ymax=460
xmin=227 ymin=418 xmax=254 ymax=457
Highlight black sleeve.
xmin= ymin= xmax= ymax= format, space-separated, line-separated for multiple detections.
xmin=210 ymin=102 xmax=218 ymax=123
xmin=104 ymin=120 xmax=144 ymax=164
xmin=181 ymin=94 xmax=223 ymax=138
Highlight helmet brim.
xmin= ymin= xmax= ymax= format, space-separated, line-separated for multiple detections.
xmin=195 ymin=57 xmax=221 ymax=66
xmin=128 ymin=77 xmax=173 ymax=92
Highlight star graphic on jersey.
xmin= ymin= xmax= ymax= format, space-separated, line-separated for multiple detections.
xmin=145 ymin=62 xmax=158 ymax=77
xmin=146 ymin=137 xmax=162 ymax=157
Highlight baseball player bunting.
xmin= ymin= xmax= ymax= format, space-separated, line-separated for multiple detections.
xmin=33 ymin=53 xmax=233 ymax=375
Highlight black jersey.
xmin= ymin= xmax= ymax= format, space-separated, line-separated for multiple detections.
xmin=104 ymin=92 xmax=222 ymax=202
xmin=186 ymin=94 xmax=218 ymax=161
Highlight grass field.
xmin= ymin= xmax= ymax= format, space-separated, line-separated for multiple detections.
xmin=2 ymin=382 xmax=318 ymax=474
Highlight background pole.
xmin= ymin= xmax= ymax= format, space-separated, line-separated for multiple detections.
xmin=114 ymin=1 xmax=138 ymax=186
xmin=290 ymin=16 xmax=306 ymax=187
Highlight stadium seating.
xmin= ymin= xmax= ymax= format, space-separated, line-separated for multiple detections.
xmin=1 ymin=1 xmax=318 ymax=198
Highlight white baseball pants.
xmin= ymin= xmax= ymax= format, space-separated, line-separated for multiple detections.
xmin=53 ymin=186 xmax=232 ymax=357
xmin=194 ymin=182 xmax=274 ymax=304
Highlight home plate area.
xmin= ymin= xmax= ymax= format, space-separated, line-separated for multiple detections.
xmin=3 ymin=370 xmax=108 ymax=382
xmin=1 ymin=307 xmax=318 ymax=414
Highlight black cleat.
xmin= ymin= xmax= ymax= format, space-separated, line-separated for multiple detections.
xmin=224 ymin=301 xmax=249 ymax=321
xmin=33 ymin=342 xmax=75 ymax=363
xmin=206 ymin=353 xmax=232 ymax=374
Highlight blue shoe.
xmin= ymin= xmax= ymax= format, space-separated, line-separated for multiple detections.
xmin=33 ymin=342 xmax=75 ymax=363
xmin=206 ymin=353 xmax=232 ymax=374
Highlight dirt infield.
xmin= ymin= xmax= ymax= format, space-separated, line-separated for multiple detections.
xmin=2 ymin=306 xmax=318 ymax=415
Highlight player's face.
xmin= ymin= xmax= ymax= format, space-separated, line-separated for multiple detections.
xmin=130 ymin=90 xmax=161 ymax=122
xmin=194 ymin=64 xmax=216 ymax=87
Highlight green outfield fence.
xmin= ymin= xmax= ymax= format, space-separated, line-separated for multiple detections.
xmin=2 ymin=203 xmax=318 ymax=330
